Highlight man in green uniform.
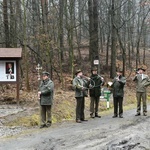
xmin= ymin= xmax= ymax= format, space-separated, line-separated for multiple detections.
xmin=111 ymin=69 xmax=126 ymax=118
xmin=73 ymin=69 xmax=89 ymax=123
xmin=133 ymin=67 xmax=150 ymax=116
xmin=89 ymin=67 xmax=104 ymax=118
xmin=38 ymin=71 xmax=54 ymax=128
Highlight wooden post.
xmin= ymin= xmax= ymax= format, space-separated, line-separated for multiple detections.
xmin=16 ymin=60 xmax=20 ymax=106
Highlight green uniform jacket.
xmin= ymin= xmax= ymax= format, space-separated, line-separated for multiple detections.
xmin=112 ymin=76 xmax=126 ymax=97
xmin=133 ymin=74 xmax=150 ymax=92
xmin=73 ymin=76 xmax=88 ymax=97
xmin=39 ymin=78 xmax=54 ymax=105
xmin=89 ymin=74 xmax=104 ymax=97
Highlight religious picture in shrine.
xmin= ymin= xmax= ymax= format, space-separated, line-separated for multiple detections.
xmin=6 ymin=62 xmax=14 ymax=74
xmin=0 ymin=60 xmax=16 ymax=81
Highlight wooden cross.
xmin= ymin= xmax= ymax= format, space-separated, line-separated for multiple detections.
xmin=36 ymin=63 xmax=42 ymax=81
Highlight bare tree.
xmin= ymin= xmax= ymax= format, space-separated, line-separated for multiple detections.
xmin=3 ymin=0 xmax=10 ymax=47
xmin=88 ymin=0 xmax=99 ymax=67
xmin=110 ymin=0 xmax=117 ymax=78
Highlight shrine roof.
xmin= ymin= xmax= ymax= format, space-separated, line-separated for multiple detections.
xmin=0 ymin=48 xmax=22 ymax=58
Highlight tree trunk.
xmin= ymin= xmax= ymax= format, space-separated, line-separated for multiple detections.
xmin=59 ymin=0 xmax=64 ymax=61
xmin=88 ymin=0 xmax=99 ymax=68
xmin=59 ymin=0 xmax=64 ymax=87
xmin=41 ymin=0 xmax=48 ymax=33
xmin=3 ymin=0 xmax=10 ymax=47
xmin=23 ymin=0 xmax=30 ymax=91
xmin=110 ymin=0 xmax=117 ymax=78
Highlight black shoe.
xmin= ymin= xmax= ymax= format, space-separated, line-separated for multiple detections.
xmin=76 ymin=120 xmax=82 ymax=123
xmin=119 ymin=115 xmax=123 ymax=118
xmin=46 ymin=122 xmax=52 ymax=127
xmin=95 ymin=114 xmax=101 ymax=118
xmin=143 ymin=113 xmax=147 ymax=116
xmin=135 ymin=113 xmax=141 ymax=116
xmin=90 ymin=113 xmax=95 ymax=118
xmin=81 ymin=119 xmax=88 ymax=121
xmin=40 ymin=124 xmax=46 ymax=129
xmin=112 ymin=115 xmax=118 ymax=118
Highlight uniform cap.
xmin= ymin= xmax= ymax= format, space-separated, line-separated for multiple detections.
xmin=75 ymin=69 xmax=82 ymax=75
xmin=137 ymin=66 xmax=146 ymax=72
xmin=91 ymin=66 xmax=98 ymax=71
xmin=116 ymin=68 xmax=123 ymax=73
xmin=42 ymin=71 xmax=50 ymax=76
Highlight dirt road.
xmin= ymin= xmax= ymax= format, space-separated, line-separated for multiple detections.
xmin=0 ymin=106 xmax=150 ymax=150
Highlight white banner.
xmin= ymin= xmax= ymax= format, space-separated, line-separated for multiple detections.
xmin=0 ymin=60 xmax=16 ymax=82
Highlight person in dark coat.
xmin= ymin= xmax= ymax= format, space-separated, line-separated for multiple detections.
xmin=73 ymin=69 xmax=89 ymax=123
xmin=111 ymin=69 xmax=126 ymax=118
xmin=89 ymin=67 xmax=104 ymax=118
xmin=133 ymin=66 xmax=150 ymax=116
xmin=38 ymin=71 xmax=54 ymax=128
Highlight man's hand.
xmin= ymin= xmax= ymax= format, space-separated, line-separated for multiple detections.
xmin=89 ymin=84 xmax=93 ymax=88
xmin=87 ymin=77 xmax=91 ymax=81
xmin=116 ymin=77 xmax=119 ymax=81
xmin=38 ymin=91 xmax=41 ymax=99
xmin=82 ymin=87 xmax=86 ymax=91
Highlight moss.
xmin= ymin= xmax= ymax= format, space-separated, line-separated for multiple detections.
xmin=6 ymin=114 xmax=40 ymax=127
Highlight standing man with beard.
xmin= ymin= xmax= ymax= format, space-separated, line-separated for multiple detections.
xmin=38 ymin=71 xmax=54 ymax=128
xmin=89 ymin=67 xmax=104 ymax=118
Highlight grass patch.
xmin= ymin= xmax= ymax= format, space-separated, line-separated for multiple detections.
xmin=6 ymin=114 xmax=40 ymax=127
xmin=5 ymin=90 xmax=150 ymax=127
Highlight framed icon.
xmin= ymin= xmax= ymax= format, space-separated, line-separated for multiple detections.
xmin=6 ymin=62 xmax=14 ymax=74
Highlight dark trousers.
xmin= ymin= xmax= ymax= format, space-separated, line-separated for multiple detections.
xmin=40 ymin=105 xmax=52 ymax=125
xmin=136 ymin=92 xmax=147 ymax=113
xmin=90 ymin=96 xmax=100 ymax=114
xmin=113 ymin=96 xmax=123 ymax=116
xmin=75 ymin=97 xmax=85 ymax=121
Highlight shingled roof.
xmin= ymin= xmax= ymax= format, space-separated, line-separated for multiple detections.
xmin=0 ymin=48 xmax=22 ymax=58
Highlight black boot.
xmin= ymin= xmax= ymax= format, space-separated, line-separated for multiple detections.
xmin=135 ymin=112 xmax=141 ymax=116
xmin=112 ymin=114 xmax=118 ymax=118
xmin=95 ymin=113 xmax=101 ymax=118
xmin=119 ymin=114 xmax=123 ymax=118
xmin=46 ymin=121 xmax=52 ymax=127
xmin=90 ymin=113 xmax=95 ymax=118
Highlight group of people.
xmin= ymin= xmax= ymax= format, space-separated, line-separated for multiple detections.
xmin=37 ymin=65 xmax=150 ymax=128
xmin=72 ymin=67 xmax=104 ymax=123
xmin=72 ymin=66 xmax=150 ymax=123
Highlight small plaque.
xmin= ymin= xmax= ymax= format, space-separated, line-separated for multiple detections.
xmin=93 ymin=60 xmax=99 ymax=65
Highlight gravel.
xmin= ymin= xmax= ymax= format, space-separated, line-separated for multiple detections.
xmin=0 ymin=105 xmax=29 ymax=138
xmin=0 ymin=126 xmax=28 ymax=138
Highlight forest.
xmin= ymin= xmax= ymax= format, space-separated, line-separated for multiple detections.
xmin=0 ymin=2 xmax=150 ymax=147
xmin=0 ymin=0 xmax=150 ymax=91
